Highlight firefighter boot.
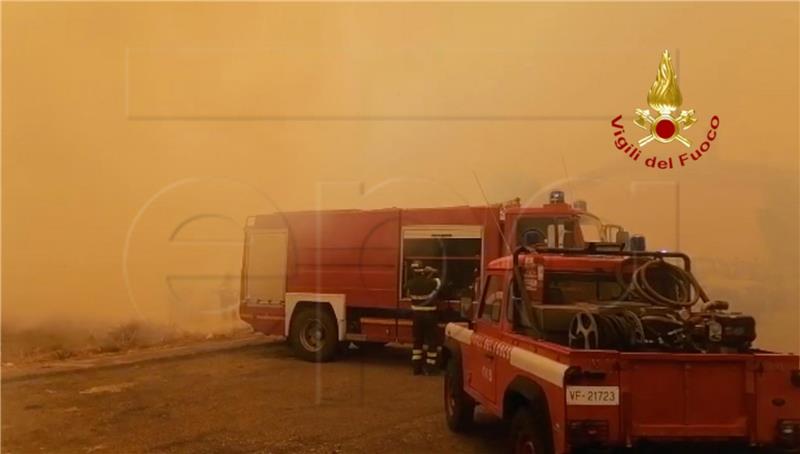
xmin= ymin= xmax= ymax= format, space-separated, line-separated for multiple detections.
xmin=424 ymin=346 xmax=439 ymax=376
xmin=411 ymin=348 xmax=423 ymax=375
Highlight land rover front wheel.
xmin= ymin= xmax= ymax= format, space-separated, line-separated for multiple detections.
xmin=289 ymin=306 xmax=338 ymax=362
xmin=444 ymin=356 xmax=475 ymax=432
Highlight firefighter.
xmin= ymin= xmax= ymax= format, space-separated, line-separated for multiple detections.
xmin=406 ymin=261 xmax=442 ymax=375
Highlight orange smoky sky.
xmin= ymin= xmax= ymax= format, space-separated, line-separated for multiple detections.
xmin=2 ymin=2 xmax=798 ymax=351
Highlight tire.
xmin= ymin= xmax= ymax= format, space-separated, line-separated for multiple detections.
xmin=444 ymin=356 xmax=475 ymax=432
xmin=510 ymin=407 xmax=551 ymax=454
xmin=289 ymin=306 xmax=339 ymax=362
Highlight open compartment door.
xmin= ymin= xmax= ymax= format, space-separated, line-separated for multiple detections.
xmin=400 ymin=225 xmax=483 ymax=302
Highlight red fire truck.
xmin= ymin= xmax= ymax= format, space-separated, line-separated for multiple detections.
xmin=238 ymin=191 xmax=628 ymax=361
xmin=442 ymin=245 xmax=800 ymax=453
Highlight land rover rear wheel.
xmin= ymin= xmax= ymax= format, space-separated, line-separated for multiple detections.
xmin=510 ymin=407 xmax=550 ymax=454
xmin=289 ymin=306 xmax=338 ymax=362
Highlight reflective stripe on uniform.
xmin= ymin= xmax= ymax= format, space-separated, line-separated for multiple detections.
xmin=426 ymin=359 xmax=436 ymax=365
xmin=412 ymin=354 xmax=422 ymax=360
xmin=412 ymin=349 xmax=423 ymax=360
xmin=427 ymin=351 xmax=438 ymax=358
xmin=411 ymin=305 xmax=436 ymax=311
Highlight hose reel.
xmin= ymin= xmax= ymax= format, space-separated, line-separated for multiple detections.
xmin=568 ymin=310 xmax=646 ymax=350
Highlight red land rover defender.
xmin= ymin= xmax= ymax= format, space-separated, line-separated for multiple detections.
xmin=443 ymin=245 xmax=800 ymax=453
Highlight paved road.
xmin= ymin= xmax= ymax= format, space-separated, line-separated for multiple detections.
xmin=2 ymin=342 xmax=505 ymax=453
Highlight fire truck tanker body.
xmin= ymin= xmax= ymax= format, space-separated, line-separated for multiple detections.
xmin=239 ymin=193 xmax=619 ymax=361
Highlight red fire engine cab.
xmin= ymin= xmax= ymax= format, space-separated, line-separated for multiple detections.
xmin=239 ymin=191 xmax=628 ymax=361
xmin=442 ymin=245 xmax=800 ymax=453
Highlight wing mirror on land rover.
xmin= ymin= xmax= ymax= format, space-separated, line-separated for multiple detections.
xmin=615 ymin=229 xmax=630 ymax=248
xmin=604 ymin=224 xmax=630 ymax=248
xmin=630 ymin=234 xmax=647 ymax=252
xmin=459 ymin=296 xmax=474 ymax=320
xmin=459 ymin=282 xmax=477 ymax=320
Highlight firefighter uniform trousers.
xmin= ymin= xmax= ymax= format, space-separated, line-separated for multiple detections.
xmin=411 ymin=306 xmax=438 ymax=373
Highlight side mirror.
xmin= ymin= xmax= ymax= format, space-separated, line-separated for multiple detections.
xmin=615 ymin=229 xmax=630 ymax=248
xmin=459 ymin=296 xmax=474 ymax=320
xmin=630 ymin=234 xmax=647 ymax=252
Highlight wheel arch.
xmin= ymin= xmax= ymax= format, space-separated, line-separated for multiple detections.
xmin=285 ymin=293 xmax=346 ymax=340
xmin=440 ymin=337 xmax=462 ymax=370
xmin=503 ymin=375 xmax=554 ymax=451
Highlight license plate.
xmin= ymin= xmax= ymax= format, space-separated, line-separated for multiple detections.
xmin=566 ymin=386 xmax=620 ymax=406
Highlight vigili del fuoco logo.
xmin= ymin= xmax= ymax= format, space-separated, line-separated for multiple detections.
xmin=611 ymin=50 xmax=719 ymax=169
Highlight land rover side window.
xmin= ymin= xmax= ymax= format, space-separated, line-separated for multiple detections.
xmin=507 ymin=278 xmax=533 ymax=329
xmin=480 ymin=275 xmax=503 ymax=323
xmin=401 ymin=226 xmax=482 ymax=301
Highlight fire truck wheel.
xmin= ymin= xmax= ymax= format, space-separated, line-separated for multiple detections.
xmin=289 ymin=307 xmax=339 ymax=362
xmin=510 ymin=407 xmax=550 ymax=454
xmin=444 ymin=357 xmax=475 ymax=432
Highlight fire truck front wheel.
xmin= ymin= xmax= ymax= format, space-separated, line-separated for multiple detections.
xmin=444 ymin=357 xmax=475 ymax=432
xmin=510 ymin=407 xmax=550 ymax=454
xmin=289 ymin=306 xmax=339 ymax=362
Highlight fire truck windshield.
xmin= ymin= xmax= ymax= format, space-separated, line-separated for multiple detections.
xmin=543 ymin=267 xmax=683 ymax=305
xmin=516 ymin=214 xmax=608 ymax=248
xmin=578 ymin=214 xmax=604 ymax=242
xmin=544 ymin=272 xmax=624 ymax=304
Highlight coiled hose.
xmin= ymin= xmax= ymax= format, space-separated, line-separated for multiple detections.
xmin=617 ymin=257 xmax=703 ymax=308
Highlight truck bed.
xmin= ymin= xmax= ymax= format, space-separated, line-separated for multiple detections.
xmin=567 ymin=349 xmax=800 ymax=447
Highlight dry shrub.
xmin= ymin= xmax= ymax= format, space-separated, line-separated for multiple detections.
xmin=2 ymin=319 xmax=248 ymax=364
xmin=102 ymin=321 xmax=142 ymax=352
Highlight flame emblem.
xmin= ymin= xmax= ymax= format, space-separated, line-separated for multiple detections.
xmin=634 ymin=50 xmax=697 ymax=147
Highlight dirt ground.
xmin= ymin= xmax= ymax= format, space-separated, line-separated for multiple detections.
xmin=1 ymin=342 xmax=505 ymax=454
